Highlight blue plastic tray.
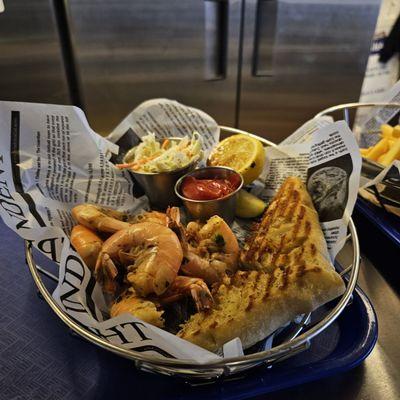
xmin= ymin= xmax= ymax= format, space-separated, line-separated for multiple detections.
xmin=355 ymin=198 xmax=400 ymax=248
xmin=86 ymin=285 xmax=377 ymax=399
xmin=353 ymin=198 xmax=400 ymax=285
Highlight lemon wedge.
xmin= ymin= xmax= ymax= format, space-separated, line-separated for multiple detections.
xmin=208 ymin=134 xmax=265 ymax=185
xmin=235 ymin=190 xmax=266 ymax=218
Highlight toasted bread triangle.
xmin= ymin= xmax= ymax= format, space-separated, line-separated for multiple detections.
xmin=177 ymin=177 xmax=345 ymax=352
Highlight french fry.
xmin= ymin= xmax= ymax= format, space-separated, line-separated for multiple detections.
xmin=377 ymin=154 xmax=387 ymax=164
xmin=360 ymin=148 xmax=370 ymax=156
xmin=380 ymin=138 xmax=400 ymax=166
xmin=367 ymin=138 xmax=389 ymax=161
xmin=381 ymin=124 xmax=394 ymax=138
xmin=392 ymin=125 xmax=400 ymax=138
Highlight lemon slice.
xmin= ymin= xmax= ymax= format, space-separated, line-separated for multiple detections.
xmin=235 ymin=190 xmax=266 ymax=218
xmin=208 ymin=134 xmax=265 ymax=185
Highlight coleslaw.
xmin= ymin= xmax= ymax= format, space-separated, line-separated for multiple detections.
xmin=117 ymin=132 xmax=203 ymax=173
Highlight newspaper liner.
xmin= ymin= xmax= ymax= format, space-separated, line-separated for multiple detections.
xmin=0 ymin=99 xmax=361 ymax=363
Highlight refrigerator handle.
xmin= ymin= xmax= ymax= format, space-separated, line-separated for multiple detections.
xmin=204 ymin=0 xmax=228 ymax=80
xmin=252 ymin=0 xmax=277 ymax=77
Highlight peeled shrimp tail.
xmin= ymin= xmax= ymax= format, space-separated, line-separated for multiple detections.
xmin=72 ymin=204 xmax=131 ymax=234
xmin=166 ymin=206 xmax=181 ymax=227
xmin=95 ymin=253 xmax=119 ymax=293
xmin=165 ymin=206 xmax=189 ymax=252
xmin=160 ymin=276 xmax=213 ymax=311
xmin=166 ymin=207 xmax=185 ymax=234
xmin=71 ymin=225 xmax=103 ymax=271
xmin=181 ymin=251 xmax=220 ymax=285
xmin=128 ymin=210 xmax=168 ymax=226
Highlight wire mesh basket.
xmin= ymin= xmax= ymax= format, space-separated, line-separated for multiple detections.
xmin=25 ymin=125 xmax=361 ymax=380
xmin=316 ymin=102 xmax=400 ymax=214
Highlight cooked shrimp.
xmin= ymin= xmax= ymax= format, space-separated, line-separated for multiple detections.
xmin=72 ymin=204 xmax=130 ymax=233
xmin=95 ymin=222 xmax=183 ymax=296
xmin=181 ymin=216 xmax=239 ymax=285
xmin=129 ymin=210 xmax=168 ymax=226
xmin=110 ymin=288 xmax=164 ymax=328
xmin=129 ymin=207 xmax=181 ymax=228
xmin=70 ymin=225 xmax=103 ymax=270
xmin=159 ymin=276 xmax=213 ymax=311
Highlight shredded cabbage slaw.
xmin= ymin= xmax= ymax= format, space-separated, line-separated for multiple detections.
xmin=117 ymin=132 xmax=203 ymax=173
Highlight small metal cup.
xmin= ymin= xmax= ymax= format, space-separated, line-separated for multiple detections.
xmin=129 ymin=163 xmax=198 ymax=210
xmin=175 ymin=166 xmax=243 ymax=225
xmin=123 ymin=138 xmax=200 ymax=210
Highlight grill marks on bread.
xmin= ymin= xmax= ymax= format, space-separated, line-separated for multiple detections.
xmin=177 ymin=262 xmax=342 ymax=352
xmin=241 ymin=177 xmax=329 ymax=274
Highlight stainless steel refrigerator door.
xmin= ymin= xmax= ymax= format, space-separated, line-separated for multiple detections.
xmin=239 ymin=0 xmax=381 ymax=142
xmin=66 ymin=0 xmax=242 ymax=135
xmin=0 ymin=0 xmax=70 ymax=104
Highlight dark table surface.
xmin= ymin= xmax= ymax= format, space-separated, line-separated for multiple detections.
xmin=0 ymin=217 xmax=399 ymax=400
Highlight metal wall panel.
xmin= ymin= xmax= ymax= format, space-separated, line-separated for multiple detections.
xmin=239 ymin=0 xmax=381 ymax=142
xmin=0 ymin=0 xmax=70 ymax=104
xmin=66 ymin=0 xmax=242 ymax=135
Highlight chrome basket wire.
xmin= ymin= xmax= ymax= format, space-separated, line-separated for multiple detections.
xmin=25 ymin=125 xmax=361 ymax=380
xmin=314 ymin=101 xmax=400 ymax=122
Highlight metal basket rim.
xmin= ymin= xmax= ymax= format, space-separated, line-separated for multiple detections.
xmin=314 ymin=101 xmax=400 ymax=119
xmin=25 ymin=125 xmax=361 ymax=374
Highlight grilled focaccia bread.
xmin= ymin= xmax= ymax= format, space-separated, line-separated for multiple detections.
xmin=177 ymin=177 xmax=345 ymax=352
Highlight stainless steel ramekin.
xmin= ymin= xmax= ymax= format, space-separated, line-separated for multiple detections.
xmin=123 ymin=138 xmax=201 ymax=210
xmin=175 ymin=166 xmax=243 ymax=225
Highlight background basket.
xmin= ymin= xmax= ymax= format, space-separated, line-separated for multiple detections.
xmin=315 ymin=102 xmax=400 ymax=215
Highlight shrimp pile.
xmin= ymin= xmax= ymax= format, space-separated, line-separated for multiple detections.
xmin=70 ymin=204 xmax=239 ymax=330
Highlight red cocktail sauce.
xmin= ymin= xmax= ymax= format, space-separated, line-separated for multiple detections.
xmin=181 ymin=175 xmax=241 ymax=200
